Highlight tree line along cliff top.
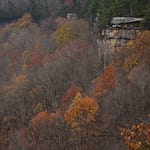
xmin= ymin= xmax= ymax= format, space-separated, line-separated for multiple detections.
xmin=0 ymin=0 xmax=149 ymax=29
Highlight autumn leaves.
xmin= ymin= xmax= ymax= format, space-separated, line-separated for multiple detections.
xmin=55 ymin=18 xmax=90 ymax=47
xmin=65 ymin=93 xmax=100 ymax=135
xmin=20 ymin=91 xmax=100 ymax=149
xmin=19 ymin=62 xmax=118 ymax=149
xmin=120 ymin=121 xmax=150 ymax=150
xmin=94 ymin=65 xmax=116 ymax=98
xmin=0 ymin=12 xmax=150 ymax=150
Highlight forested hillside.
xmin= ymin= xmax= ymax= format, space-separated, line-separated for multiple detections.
xmin=0 ymin=1 xmax=150 ymax=150
xmin=0 ymin=0 xmax=150 ymax=28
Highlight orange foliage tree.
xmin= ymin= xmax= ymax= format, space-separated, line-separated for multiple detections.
xmin=56 ymin=22 xmax=77 ymax=47
xmin=20 ymin=111 xmax=65 ymax=150
xmin=20 ymin=91 xmax=100 ymax=150
xmin=62 ymin=84 xmax=82 ymax=107
xmin=56 ymin=19 xmax=89 ymax=47
xmin=120 ymin=121 xmax=150 ymax=150
xmin=94 ymin=64 xmax=116 ymax=97
xmin=22 ymin=51 xmax=46 ymax=70
xmin=123 ymin=30 xmax=150 ymax=72
xmin=64 ymin=92 xmax=100 ymax=149
xmin=65 ymin=92 xmax=100 ymax=136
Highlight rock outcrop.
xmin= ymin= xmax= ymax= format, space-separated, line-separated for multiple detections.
xmin=96 ymin=17 xmax=144 ymax=68
xmin=101 ymin=17 xmax=144 ymax=48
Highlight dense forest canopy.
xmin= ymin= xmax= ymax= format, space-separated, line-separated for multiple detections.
xmin=0 ymin=1 xmax=150 ymax=150
xmin=0 ymin=0 xmax=150 ymax=28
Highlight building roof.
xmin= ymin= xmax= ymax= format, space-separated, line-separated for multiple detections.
xmin=67 ymin=13 xmax=77 ymax=20
xmin=111 ymin=17 xmax=144 ymax=25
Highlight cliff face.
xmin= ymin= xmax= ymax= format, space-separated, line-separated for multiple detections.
xmin=96 ymin=17 xmax=143 ymax=68
xmin=97 ymin=28 xmax=141 ymax=68
xmin=101 ymin=28 xmax=141 ymax=48
xmin=97 ymin=17 xmax=143 ymax=49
